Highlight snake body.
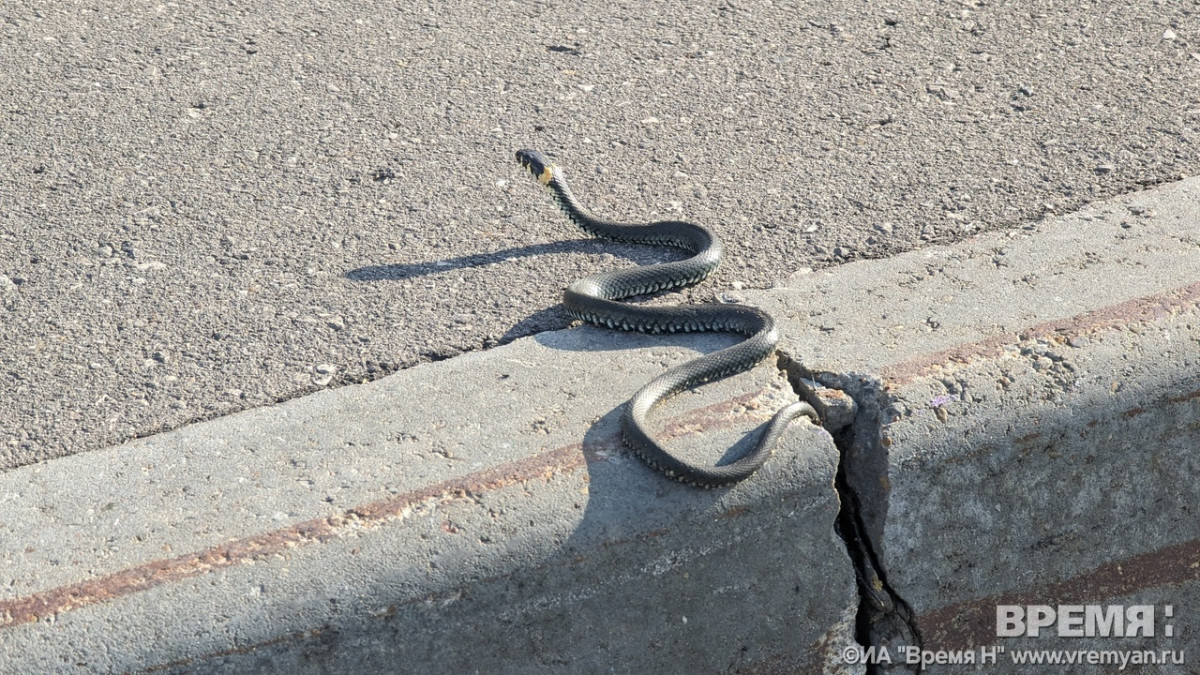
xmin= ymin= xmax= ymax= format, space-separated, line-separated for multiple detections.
xmin=515 ymin=149 xmax=818 ymax=487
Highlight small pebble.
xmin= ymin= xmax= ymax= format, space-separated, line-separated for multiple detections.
xmin=315 ymin=364 xmax=336 ymax=374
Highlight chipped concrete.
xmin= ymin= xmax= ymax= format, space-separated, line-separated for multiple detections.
xmin=753 ymin=176 xmax=1200 ymax=672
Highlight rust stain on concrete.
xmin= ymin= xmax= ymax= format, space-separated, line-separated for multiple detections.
xmin=718 ymin=504 xmax=753 ymax=520
xmin=919 ymin=537 xmax=1200 ymax=650
xmin=0 ymin=389 xmax=778 ymax=630
xmin=1168 ymin=388 xmax=1200 ymax=404
xmin=0 ymin=443 xmax=587 ymax=629
xmin=657 ymin=391 xmax=777 ymax=440
xmin=144 ymin=625 xmax=332 ymax=673
xmin=881 ymin=281 xmax=1200 ymax=385
xmin=1122 ymin=406 xmax=1148 ymax=420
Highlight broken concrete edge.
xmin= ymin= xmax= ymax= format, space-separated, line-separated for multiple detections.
xmin=770 ymin=277 xmax=1200 ymax=667
xmin=778 ymin=351 xmax=918 ymax=659
xmin=749 ymin=173 xmax=1200 ymax=669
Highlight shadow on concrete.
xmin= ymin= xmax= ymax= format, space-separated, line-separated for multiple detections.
xmin=345 ymin=237 xmax=694 ymax=347
xmin=342 ymin=239 xmax=652 ymax=283
xmin=141 ymin=359 xmax=1200 ymax=672
xmin=530 ymin=313 xmax=742 ymax=354
xmin=155 ymin=402 xmax=820 ymax=673
xmin=500 ymin=305 xmax=573 ymax=344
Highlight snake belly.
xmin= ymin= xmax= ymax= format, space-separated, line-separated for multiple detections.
xmin=515 ymin=149 xmax=818 ymax=488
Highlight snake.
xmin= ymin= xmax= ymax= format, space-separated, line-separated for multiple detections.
xmin=515 ymin=149 xmax=819 ymax=488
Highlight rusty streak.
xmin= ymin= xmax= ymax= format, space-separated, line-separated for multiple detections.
xmin=881 ymin=281 xmax=1200 ymax=385
xmin=656 ymin=391 xmax=776 ymax=439
xmin=919 ymin=537 xmax=1200 ymax=650
xmin=0 ymin=387 xmax=782 ymax=630
xmin=1167 ymin=388 xmax=1200 ymax=404
xmin=0 ymin=443 xmax=587 ymax=629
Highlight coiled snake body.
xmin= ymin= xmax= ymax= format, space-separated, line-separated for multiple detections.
xmin=516 ymin=149 xmax=818 ymax=488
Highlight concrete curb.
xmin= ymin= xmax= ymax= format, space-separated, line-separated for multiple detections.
xmin=750 ymin=176 xmax=1200 ymax=672
xmin=2 ymin=178 xmax=1198 ymax=673
xmin=0 ymin=324 xmax=852 ymax=672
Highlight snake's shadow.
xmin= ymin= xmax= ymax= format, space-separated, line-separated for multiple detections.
xmin=343 ymin=239 xmax=648 ymax=283
xmin=533 ymin=320 xmax=741 ymax=354
xmin=344 ymin=238 xmax=692 ymax=345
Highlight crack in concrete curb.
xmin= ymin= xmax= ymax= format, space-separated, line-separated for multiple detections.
xmin=777 ymin=350 xmax=924 ymax=673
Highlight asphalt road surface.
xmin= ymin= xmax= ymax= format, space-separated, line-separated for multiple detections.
xmin=1 ymin=1 xmax=1198 ymax=469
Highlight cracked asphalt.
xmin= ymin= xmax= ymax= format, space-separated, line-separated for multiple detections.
xmin=2 ymin=0 xmax=1198 ymax=468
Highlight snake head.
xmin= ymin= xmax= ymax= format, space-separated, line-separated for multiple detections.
xmin=515 ymin=149 xmax=555 ymax=185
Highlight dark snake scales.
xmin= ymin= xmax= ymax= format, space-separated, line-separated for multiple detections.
xmin=515 ymin=149 xmax=818 ymax=488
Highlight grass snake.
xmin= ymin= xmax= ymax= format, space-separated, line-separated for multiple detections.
xmin=515 ymin=149 xmax=819 ymax=488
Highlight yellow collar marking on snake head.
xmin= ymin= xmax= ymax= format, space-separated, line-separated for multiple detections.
xmin=538 ymin=166 xmax=554 ymax=185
